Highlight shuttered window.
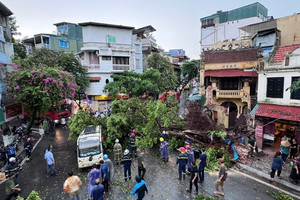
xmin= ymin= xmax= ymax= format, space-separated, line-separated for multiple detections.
xmin=266 ymin=77 xmax=284 ymax=98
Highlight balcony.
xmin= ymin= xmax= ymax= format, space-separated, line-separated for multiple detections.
xmin=113 ymin=65 xmax=129 ymax=71
xmin=86 ymin=64 xmax=100 ymax=72
xmin=35 ymin=43 xmax=50 ymax=49
xmin=216 ymin=90 xmax=250 ymax=102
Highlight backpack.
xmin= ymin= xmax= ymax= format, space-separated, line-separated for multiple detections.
xmin=222 ymin=172 xmax=228 ymax=181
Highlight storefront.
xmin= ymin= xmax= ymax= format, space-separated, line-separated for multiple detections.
xmin=253 ymin=104 xmax=300 ymax=151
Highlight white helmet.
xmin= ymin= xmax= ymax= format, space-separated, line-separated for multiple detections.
xmin=162 ymin=131 xmax=166 ymax=134
xmin=124 ymin=149 xmax=129 ymax=155
xmin=115 ymin=139 xmax=119 ymax=143
xmin=9 ymin=157 xmax=16 ymax=162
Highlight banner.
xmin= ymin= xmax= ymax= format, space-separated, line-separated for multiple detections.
xmin=5 ymin=103 xmax=22 ymax=119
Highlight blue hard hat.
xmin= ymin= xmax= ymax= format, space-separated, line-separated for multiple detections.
xmin=103 ymin=154 xmax=108 ymax=159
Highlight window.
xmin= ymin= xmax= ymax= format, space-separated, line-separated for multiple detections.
xmin=102 ymin=56 xmax=111 ymax=61
xmin=136 ymin=59 xmax=140 ymax=69
xmin=220 ymin=77 xmax=239 ymax=90
xmin=0 ymin=41 xmax=5 ymax=53
xmin=266 ymin=77 xmax=284 ymax=98
xmin=89 ymin=51 xmax=99 ymax=64
xmin=113 ymin=57 xmax=129 ymax=65
xmin=59 ymin=40 xmax=69 ymax=48
xmin=291 ymin=77 xmax=300 ymax=100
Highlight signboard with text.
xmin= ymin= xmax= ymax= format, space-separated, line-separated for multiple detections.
xmin=5 ymin=103 xmax=22 ymax=120
xmin=256 ymin=125 xmax=263 ymax=138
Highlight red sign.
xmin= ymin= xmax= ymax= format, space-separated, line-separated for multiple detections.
xmin=256 ymin=125 xmax=263 ymax=138
xmin=5 ymin=103 xmax=22 ymax=119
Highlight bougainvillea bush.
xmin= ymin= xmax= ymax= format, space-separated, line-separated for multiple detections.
xmin=6 ymin=64 xmax=77 ymax=131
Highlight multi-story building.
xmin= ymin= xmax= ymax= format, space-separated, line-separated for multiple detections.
xmin=23 ymin=22 xmax=82 ymax=54
xmin=200 ymin=2 xmax=268 ymax=50
xmin=199 ymin=46 xmax=260 ymax=128
xmin=252 ymin=45 xmax=300 ymax=152
xmin=77 ymin=22 xmax=143 ymax=100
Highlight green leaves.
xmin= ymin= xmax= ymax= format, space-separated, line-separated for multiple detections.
xmin=266 ymin=191 xmax=294 ymax=200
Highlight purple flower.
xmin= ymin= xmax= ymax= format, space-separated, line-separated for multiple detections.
xmin=12 ymin=63 xmax=18 ymax=69
xmin=13 ymin=95 xmax=17 ymax=98
xmin=16 ymin=77 xmax=20 ymax=80
xmin=40 ymin=73 xmax=44 ymax=78
xmin=52 ymin=80 xmax=57 ymax=84
xmin=7 ymin=86 xmax=11 ymax=90
xmin=44 ymin=78 xmax=50 ymax=83
xmin=67 ymin=82 xmax=71 ymax=86
xmin=71 ymin=88 xmax=76 ymax=92
xmin=14 ymin=85 xmax=20 ymax=90
xmin=30 ymin=70 xmax=35 ymax=74
xmin=59 ymin=82 xmax=63 ymax=86
xmin=71 ymin=93 xmax=75 ymax=98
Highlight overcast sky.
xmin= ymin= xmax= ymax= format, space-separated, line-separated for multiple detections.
xmin=2 ymin=0 xmax=299 ymax=59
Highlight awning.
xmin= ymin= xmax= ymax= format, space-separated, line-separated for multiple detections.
xmin=89 ymin=77 xmax=101 ymax=81
xmin=253 ymin=104 xmax=300 ymax=122
xmin=204 ymin=69 xmax=258 ymax=77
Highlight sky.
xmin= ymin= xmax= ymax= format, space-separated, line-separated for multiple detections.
xmin=1 ymin=0 xmax=299 ymax=59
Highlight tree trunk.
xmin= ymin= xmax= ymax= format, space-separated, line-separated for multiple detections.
xmin=26 ymin=107 xmax=38 ymax=135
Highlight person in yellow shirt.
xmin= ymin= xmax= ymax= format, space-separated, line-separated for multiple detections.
xmin=63 ymin=171 xmax=82 ymax=200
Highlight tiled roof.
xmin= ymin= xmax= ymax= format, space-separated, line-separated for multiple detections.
xmin=254 ymin=104 xmax=300 ymax=122
xmin=274 ymin=44 xmax=300 ymax=63
xmin=204 ymin=69 xmax=258 ymax=77
xmin=204 ymin=48 xmax=259 ymax=64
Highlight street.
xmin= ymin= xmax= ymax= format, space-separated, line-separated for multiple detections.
xmin=0 ymin=127 xmax=293 ymax=200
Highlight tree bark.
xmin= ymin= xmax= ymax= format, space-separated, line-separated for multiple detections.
xmin=26 ymin=107 xmax=38 ymax=135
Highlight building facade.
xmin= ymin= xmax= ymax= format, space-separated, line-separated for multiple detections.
xmin=199 ymin=46 xmax=260 ymax=128
xmin=200 ymin=2 xmax=268 ymax=50
xmin=78 ymin=22 xmax=143 ymax=100
xmin=23 ymin=22 xmax=83 ymax=54
xmin=252 ymin=45 xmax=300 ymax=152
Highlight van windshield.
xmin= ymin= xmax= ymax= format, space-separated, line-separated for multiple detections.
xmin=78 ymin=136 xmax=101 ymax=157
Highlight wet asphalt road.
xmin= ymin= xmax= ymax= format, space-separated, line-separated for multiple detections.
xmin=0 ymin=126 xmax=293 ymax=200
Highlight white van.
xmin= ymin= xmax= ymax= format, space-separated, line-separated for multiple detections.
xmin=77 ymin=125 xmax=103 ymax=168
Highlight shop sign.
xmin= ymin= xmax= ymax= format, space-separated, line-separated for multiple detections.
xmin=263 ymin=134 xmax=274 ymax=141
xmin=5 ymin=103 xmax=22 ymax=119
xmin=94 ymin=96 xmax=102 ymax=101
xmin=256 ymin=125 xmax=263 ymax=138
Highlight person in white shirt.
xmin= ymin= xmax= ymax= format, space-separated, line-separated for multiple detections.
xmin=61 ymin=118 xmax=67 ymax=129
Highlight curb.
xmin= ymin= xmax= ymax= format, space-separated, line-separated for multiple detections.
xmin=0 ymin=134 xmax=44 ymax=185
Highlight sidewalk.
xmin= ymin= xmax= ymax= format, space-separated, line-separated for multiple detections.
xmin=236 ymin=154 xmax=300 ymax=193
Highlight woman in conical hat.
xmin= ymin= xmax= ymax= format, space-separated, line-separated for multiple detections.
xmin=280 ymin=139 xmax=291 ymax=162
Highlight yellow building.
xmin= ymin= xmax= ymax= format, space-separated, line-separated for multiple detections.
xmin=277 ymin=13 xmax=300 ymax=46
xmin=199 ymin=47 xmax=261 ymax=128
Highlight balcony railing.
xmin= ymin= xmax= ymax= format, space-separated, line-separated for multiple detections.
xmin=216 ymin=90 xmax=242 ymax=99
xmin=113 ymin=65 xmax=129 ymax=71
xmin=86 ymin=65 xmax=100 ymax=72
xmin=35 ymin=43 xmax=50 ymax=49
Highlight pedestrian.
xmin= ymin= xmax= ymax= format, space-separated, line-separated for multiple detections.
xmin=99 ymin=160 xmax=109 ymax=192
xmin=160 ymin=131 xmax=168 ymax=142
xmin=129 ymin=130 xmax=137 ymax=158
xmin=248 ymin=135 xmax=258 ymax=157
xmin=113 ymin=139 xmax=122 ymax=165
xmin=198 ymin=148 xmax=207 ymax=183
xmin=100 ymin=112 xmax=105 ymax=118
xmin=88 ymin=164 xmax=102 ymax=197
xmin=63 ymin=171 xmax=82 ymax=200
xmin=39 ymin=123 xmax=45 ymax=136
xmin=186 ymin=161 xmax=198 ymax=194
xmin=45 ymin=145 xmax=57 ymax=176
xmin=5 ymin=144 xmax=16 ymax=161
xmin=290 ymin=138 xmax=298 ymax=159
xmin=90 ymin=178 xmax=105 ymax=200
xmin=289 ymin=154 xmax=300 ymax=184
xmin=137 ymin=149 xmax=146 ymax=180
xmin=186 ymin=144 xmax=195 ymax=175
xmin=43 ymin=118 xmax=49 ymax=134
xmin=214 ymin=158 xmax=226 ymax=196
xmin=5 ymin=174 xmax=21 ymax=200
xmin=176 ymin=147 xmax=188 ymax=180
xmin=159 ymin=137 xmax=169 ymax=163
xmin=44 ymin=145 xmax=52 ymax=174
xmin=280 ymin=139 xmax=291 ymax=162
xmin=5 ymin=157 xmax=22 ymax=183
xmin=103 ymin=154 xmax=114 ymax=183
xmin=185 ymin=139 xmax=191 ymax=146
xmin=121 ymin=149 xmax=132 ymax=182
xmin=270 ymin=151 xmax=284 ymax=181
xmin=49 ymin=119 xmax=55 ymax=135
xmin=61 ymin=117 xmax=67 ymax=129
xmin=130 ymin=175 xmax=149 ymax=200
xmin=24 ymin=137 xmax=33 ymax=162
